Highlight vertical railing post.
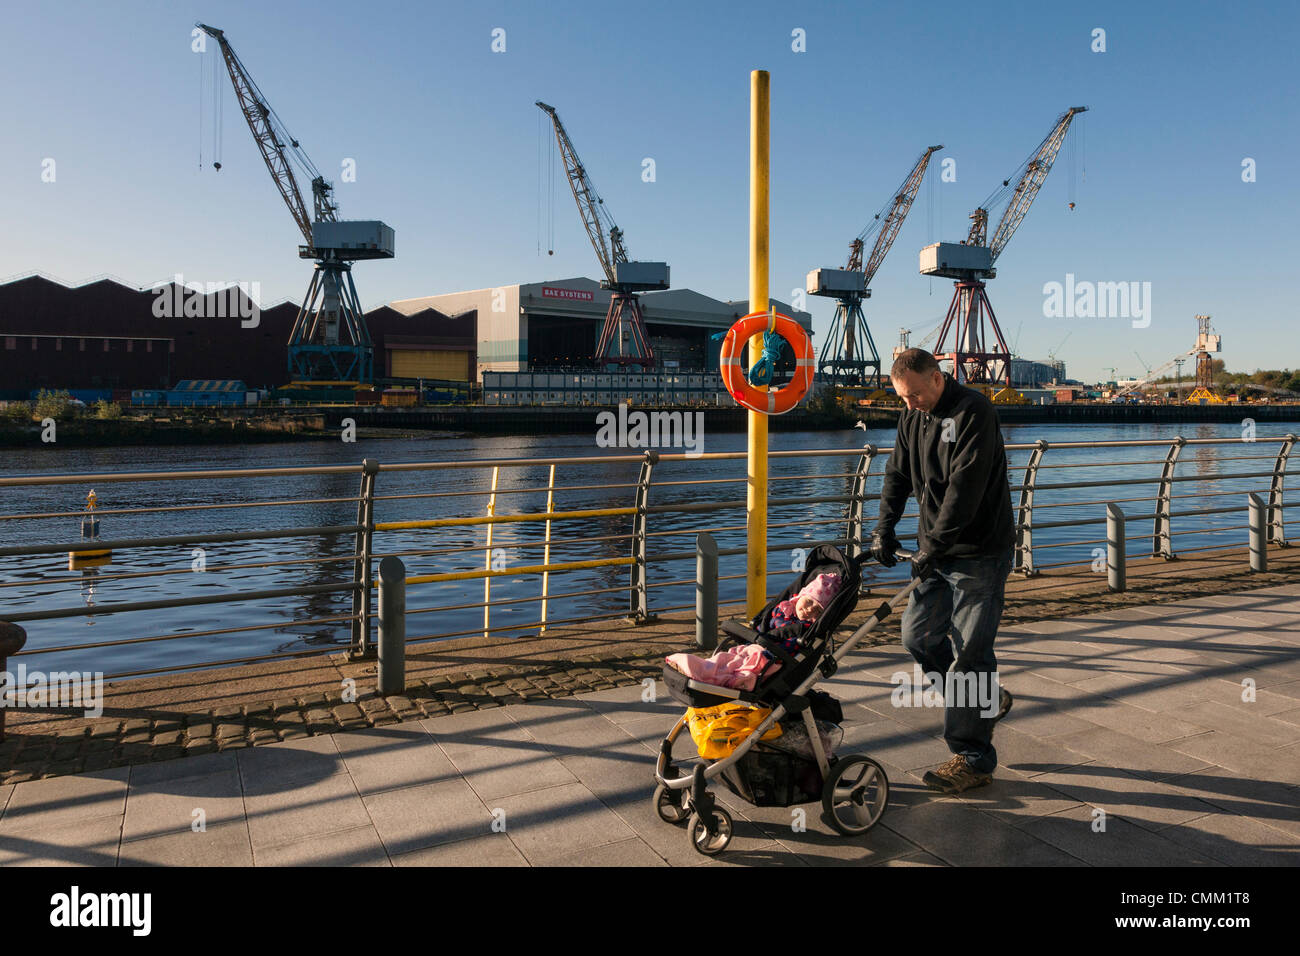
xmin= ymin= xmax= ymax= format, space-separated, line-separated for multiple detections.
xmin=377 ymin=557 xmax=406 ymax=696
xmin=1014 ymin=439 xmax=1048 ymax=577
xmin=1107 ymin=503 xmax=1126 ymax=592
xmin=350 ymin=458 xmax=379 ymax=660
xmin=629 ymin=450 xmax=659 ymax=623
xmin=1248 ymin=493 xmax=1268 ymax=572
xmin=1267 ymin=433 xmax=1295 ymax=547
xmin=845 ymin=445 xmax=876 ymax=562
xmin=1153 ymin=436 xmax=1185 ymax=559
xmin=540 ymin=463 xmax=556 ymax=634
xmin=696 ymin=531 xmax=719 ymax=651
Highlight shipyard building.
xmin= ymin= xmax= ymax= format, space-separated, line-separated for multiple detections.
xmin=390 ymin=276 xmax=810 ymax=375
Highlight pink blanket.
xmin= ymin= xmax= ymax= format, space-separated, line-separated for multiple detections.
xmin=666 ymin=644 xmax=778 ymax=691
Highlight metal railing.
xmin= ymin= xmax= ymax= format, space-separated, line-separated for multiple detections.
xmin=0 ymin=432 xmax=1295 ymax=678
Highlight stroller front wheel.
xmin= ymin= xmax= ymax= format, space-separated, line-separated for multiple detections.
xmin=686 ymin=806 xmax=734 ymax=856
xmin=822 ymin=755 xmax=889 ymax=835
xmin=653 ymin=783 xmax=689 ymax=825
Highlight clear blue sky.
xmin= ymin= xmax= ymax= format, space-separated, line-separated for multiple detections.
xmin=2 ymin=0 xmax=1296 ymax=383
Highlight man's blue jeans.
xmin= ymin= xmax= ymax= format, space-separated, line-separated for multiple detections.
xmin=899 ymin=548 xmax=1012 ymax=774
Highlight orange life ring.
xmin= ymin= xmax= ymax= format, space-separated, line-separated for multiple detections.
xmin=719 ymin=310 xmax=815 ymax=415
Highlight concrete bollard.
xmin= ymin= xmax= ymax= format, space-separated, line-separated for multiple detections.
xmin=1106 ymin=503 xmax=1126 ymax=592
xmin=1248 ymin=493 xmax=1268 ymax=572
xmin=377 ymin=557 xmax=407 ymax=696
xmin=0 ymin=622 xmax=28 ymax=742
xmin=696 ymin=531 xmax=718 ymax=651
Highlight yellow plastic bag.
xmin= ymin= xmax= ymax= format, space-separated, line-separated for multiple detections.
xmin=685 ymin=703 xmax=783 ymax=759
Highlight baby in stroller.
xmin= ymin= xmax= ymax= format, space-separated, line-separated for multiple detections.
xmin=664 ymin=569 xmax=844 ymax=690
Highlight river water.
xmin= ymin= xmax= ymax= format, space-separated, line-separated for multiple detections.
xmin=2 ymin=417 xmax=1297 ymax=678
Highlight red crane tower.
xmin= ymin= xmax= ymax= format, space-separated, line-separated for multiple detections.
xmin=920 ymin=107 xmax=1087 ymax=387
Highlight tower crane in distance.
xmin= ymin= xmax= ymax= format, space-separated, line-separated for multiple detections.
xmin=807 ymin=145 xmax=942 ymax=390
xmin=537 ymin=101 xmax=667 ymax=370
xmin=198 ymin=23 xmax=394 ymax=385
xmin=920 ymin=107 xmax=1087 ymax=396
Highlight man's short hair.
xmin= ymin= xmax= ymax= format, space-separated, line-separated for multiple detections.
xmin=890 ymin=348 xmax=941 ymax=379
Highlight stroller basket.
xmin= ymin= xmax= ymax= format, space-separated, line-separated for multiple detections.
xmin=717 ymin=718 xmax=845 ymax=808
xmin=719 ymin=745 xmax=824 ymax=808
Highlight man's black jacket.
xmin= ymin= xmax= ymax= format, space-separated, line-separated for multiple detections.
xmin=874 ymin=371 xmax=1015 ymax=559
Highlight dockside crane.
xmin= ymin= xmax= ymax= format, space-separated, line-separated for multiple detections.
xmin=536 ymin=101 xmax=668 ymax=369
xmin=807 ymin=145 xmax=942 ymax=389
xmin=921 ymin=107 xmax=1087 ymax=389
xmin=198 ymin=23 xmax=394 ymax=384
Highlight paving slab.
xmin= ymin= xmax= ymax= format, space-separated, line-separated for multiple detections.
xmin=255 ymin=823 xmax=390 ymax=867
xmin=0 ymin=813 xmax=123 ymax=866
xmin=0 ymin=765 xmax=129 ymax=832
xmin=362 ymin=778 xmax=493 ymax=855
xmin=123 ymin=765 xmax=245 ymax=844
xmin=1152 ymin=810 xmax=1300 ymax=866
xmin=117 ymin=821 xmax=253 ymax=867
xmin=243 ymin=771 xmax=372 ymax=851
xmin=880 ymin=797 xmax=1085 ymax=866
xmin=391 ymin=833 xmax=529 ymax=866
xmin=1031 ymin=765 xmax=1221 ymax=833
xmin=1018 ymin=805 xmax=1217 ymax=866
xmin=491 ymin=782 xmax=639 ymax=864
xmin=332 ymin=723 xmax=459 ymax=796
xmin=1051 ymin=725 xmax=1217 ymax=782
xmin=1168 ymin=699 xmax=1300 ymax=749
xmin=236 ymin=733 xmax=345 ymax=796
xmin=538 ymin=836 xmax=668 ymax=867
xmin=1166 ymin=731 xmax=1300 ymax=786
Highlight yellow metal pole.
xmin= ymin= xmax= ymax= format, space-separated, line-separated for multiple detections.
xmin=747 ymin=69 xmax=770 ymax=618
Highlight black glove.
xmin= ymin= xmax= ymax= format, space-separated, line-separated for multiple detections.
xmin=869 ymin=530 xmax=901 ymax=567
xmin=910 ymin=549 xmax=937 ymax=580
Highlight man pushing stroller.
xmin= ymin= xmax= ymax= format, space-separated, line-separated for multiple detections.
xmin=870 ymin=349 xmax=1016 ymax=794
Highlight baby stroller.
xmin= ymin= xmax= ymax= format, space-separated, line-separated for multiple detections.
xmin=653 ymin=542 xmax=922 ymax=856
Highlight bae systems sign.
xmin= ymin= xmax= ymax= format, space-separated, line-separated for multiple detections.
xmin=541 ymin=286 xmax=595 ymax=302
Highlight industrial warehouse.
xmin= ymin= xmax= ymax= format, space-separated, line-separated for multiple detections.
xmin=390 ymin=277 xmax=810 ymax=404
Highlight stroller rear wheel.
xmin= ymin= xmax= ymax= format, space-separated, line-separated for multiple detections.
xmin=822 ymin=755 xmax=889 ymax=835
xmin=686 ymin=806 xmax=734 ymax=855
xmin=652 ymin=783 xmax=689 ymax=825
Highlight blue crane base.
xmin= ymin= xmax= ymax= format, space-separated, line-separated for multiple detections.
xmin=287 ymin=260 xmax=376 ymax=384
xmin=817 ymin=297 xmax=882 ymax=389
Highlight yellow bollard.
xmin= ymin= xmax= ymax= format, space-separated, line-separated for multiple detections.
xmin=747 ymin=69 xmax=770 ymax=619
